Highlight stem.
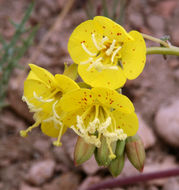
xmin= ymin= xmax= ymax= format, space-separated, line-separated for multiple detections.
xmin=86 ymin=167 xmax=179 ymax=190
xmin=142 ymin=33 xmax=169 ymax=48
xmin=146 ymin=46 xmax=179 ymax=56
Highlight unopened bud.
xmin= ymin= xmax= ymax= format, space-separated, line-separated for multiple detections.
xmin=115 ymin=140 xmax=125 ymax=157
xmin=126 ymin=134 xmax=146 ymax=172
xmin=74 ymin=137 xmax=96 ymax=165
xmin=95 ymin=136 xmax=116 ymax=167
xmin=108 ymin=153 xmax=125 ymax=177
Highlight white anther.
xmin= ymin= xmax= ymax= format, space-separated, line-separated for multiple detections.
xmin=22 ymin=95 xmax=42 ymax=112
xmin=98 ymin=117 xmax=112 ymax=132
xmin=111 ymin=46 xmax=122 ymax=62
xmin=52 ymin=101 xmax=60 ymax=119
xmin=101 ymin=36 xmax=109 ymax=44
xmin=76 ymin=115 xmax=85 ymax=133
xmin=81 ymin=43 xmax=96 ymax=56
xmin=106 ymin=39 xmax=116 ymax=56
xmin=87 ymin=57 xmax=103 ymax=71
xmin=92 ymin=33 xmax=101 ymax=50
xmin=80 ymin=57 xmax=93 ymax=65
xmin=33 ymin=91 xmax=54 ymax=103
xmin=103 ymin=65 xmax=118 ymax=70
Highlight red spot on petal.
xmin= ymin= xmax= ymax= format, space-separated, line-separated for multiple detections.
xmin=98 ymin=94 xmax=101 ymax=97
xmin=89 ymin=95 xmax=92 ymax=98
xmin=117 ymin=33 xmax=121 ymax=36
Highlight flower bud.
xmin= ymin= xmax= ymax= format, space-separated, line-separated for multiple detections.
xmin=108 ymin=153 xmax=125 ymax=177
xmin=115 ymin=140 xmax=126 ymax=157
xmin=74 ymin=136 xmax=96 ymax=165
xmin=126 ymin=134 xmax=146 ymax=172
xmin=95 ymin=136 xmax=116 ymax=167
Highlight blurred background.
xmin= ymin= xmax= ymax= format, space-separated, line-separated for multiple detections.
xmin=0 ymin=0 xmax=179 ymax=190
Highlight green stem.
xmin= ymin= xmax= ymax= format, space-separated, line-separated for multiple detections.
xmin=146 ymin=46 xmax=179 ymax=56
xmin=142 ymin=33 xmax=169 ymax=48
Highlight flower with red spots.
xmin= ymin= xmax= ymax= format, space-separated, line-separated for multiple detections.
xmin=60 ymin=87 xmax=138 ymax=159
xmin=20 ymin=64 xmax=79 ymax=146
xmin=68 ymin=16 xmax=146 ymax=89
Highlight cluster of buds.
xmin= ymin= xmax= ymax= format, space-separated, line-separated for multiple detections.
xmin=74 ymin=134 xmax=146 ymax=176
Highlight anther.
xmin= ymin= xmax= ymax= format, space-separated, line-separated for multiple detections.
xmin=92 ymin=33 xmax=101 ymax=50
xmin=111 ymin=46 xmax=122 ymax=62
xmin=80 ymin=57 xmax=93 ymax=65
xmin=106 ymin=40 xmax=116 ymax=56
xmin=81 ymin=43 xmax=96 ymax=56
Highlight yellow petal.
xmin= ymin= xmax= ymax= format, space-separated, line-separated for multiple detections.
xmin=112 ymin=110 xmax=138 ymax=136
xmin=23 ymin=79 xmax=53 ymax=113
xmin=92 ymin=87 xmax=134 ymax=113
xmin=54 ymin=74 xmax=79 ymax=94
xmin=121 ymin=31 xmax=146 ymax=80
xmin=62 ymin=109 xmax=84 ymax=127
xmin=60 ymin=89 xmax=94 ymax=112
xmin=94 ymin=16 xmax=132 ymax=42
xmin=68 ymin=20 xmax=102 ymax=63
xmin=78 ymin=64 xmax=126 ymax=89
xmin=41 ymin=121 xmax=67 ymax=138
xmin=29 ymin=64 xmax=56 ymax=87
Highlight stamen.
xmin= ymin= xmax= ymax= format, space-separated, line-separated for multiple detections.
xmin=33 ymin=91 xmax=54 ymax=103
xmin=52 ymin=101 xmax=60 ymax=119
xmin=92 ymin=33 xmax=101 ymax=50
xmin=87 ymin=57 xmax=103 ymax=71
xmin=80 ymin=57 xmax=93 ymax=65
xmin=81 ymin=43 xmax=96 ymax=56
xmin=20 ymin=120 xmax=40 ymax=137
xmin=103 ymin=65 xmax=118 ymax=70
xmin=106 ymin=138 xmax=116 ymax=160
xmin=111 ymin=46 xmax=122 ymax=62
xmin=53 ymin=125 xmax=64 ymax=146
xmin=22 ymin=96 xmax=42 ymax=112
xmin=101 ymin=36 xmax=109 ymax=44
xmin=106 ymin=39 xmax=116 ymax=56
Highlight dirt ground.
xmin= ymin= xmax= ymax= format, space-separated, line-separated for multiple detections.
xmin=0 ymin=0 xmax=179 ymax=190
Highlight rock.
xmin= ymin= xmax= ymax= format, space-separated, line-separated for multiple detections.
xmin=26 ymin=160 xmax=55 ymax=186
xmin=147 ymin=15 xmax=165 ymax=34
xmin=155 ymin=100 xmax=179 ymax=147
xmin=168 ymin=59 xmax=179 ymax=69
xmin=137 ymin=114 xmax=156 ymax=149
xmin=171 ymin=26 xmax=179 ymax=46
xmin=78 ymin=176 xmax=101 ymax=190
xmin=163 ymin=177 xmax=179 ymax=190
xmin=82 ymin=156 xmax=99 ymax=175
xmin=20 ymin=183 xmax=41 ymax=190
xmin=129 ymin=13 xmax=144 ymax=28
xmin=155 ymin=0 xmax=177 ymax=18
xmin=43 ymin=172 xmax=81 ymax=190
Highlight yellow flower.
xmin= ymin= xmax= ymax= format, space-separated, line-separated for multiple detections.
xmin=60 ymin=87 xmax=138 ymax=159
xmin=20 ymin=64 xmax=79 ymax=146
xmin=68 ymin=16 xmax=146 ymax=89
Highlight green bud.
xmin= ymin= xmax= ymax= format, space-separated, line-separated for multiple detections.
xmin=63 ymin=63 xmax=78 ymax=80
xmin=74 ymin=137 xmax=96 ymax=165
xmin=126 ymin=134 xmax=146 ymax=172
xmin=108 ymin=153 xmax=125 ymax=177
xmin=95 ymin=136 xmax=116 ymax=167
xmin=115 ymin=140 xmax=126 ymax=157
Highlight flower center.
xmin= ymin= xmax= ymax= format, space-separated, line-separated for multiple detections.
xmin=71 ymin=104 xmax=127 ymax=159
xmin=80 ymin=33 xmax=123 ymax=71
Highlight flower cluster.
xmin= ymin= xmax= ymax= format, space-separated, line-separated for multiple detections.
xmin=21 ymin=16 xmax=146 ymax=176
